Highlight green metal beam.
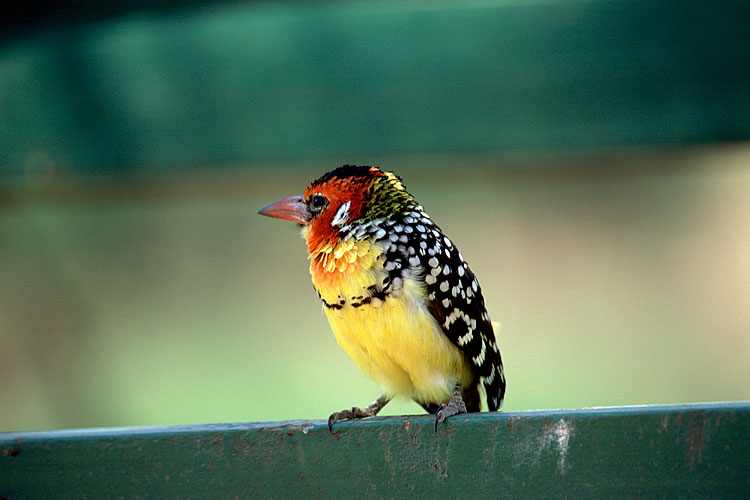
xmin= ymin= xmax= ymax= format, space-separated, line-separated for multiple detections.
xmin=1 ymin=402 xmax=748 ymax=498
xmin=1 ymin=1 xmax=749 ymax=172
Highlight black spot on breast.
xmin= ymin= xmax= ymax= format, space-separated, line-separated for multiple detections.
xmin=321 ymin=298 xmax=343 ymax=310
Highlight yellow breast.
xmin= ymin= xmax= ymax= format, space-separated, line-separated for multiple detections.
xmin=309 ymin=238 xmax=473 ymax=405
xmin=325 ymin=281 xmax=473 ymax=404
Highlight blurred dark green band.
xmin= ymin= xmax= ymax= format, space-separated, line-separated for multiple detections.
xmin=1 ymin=0 xmax=749 ymax=172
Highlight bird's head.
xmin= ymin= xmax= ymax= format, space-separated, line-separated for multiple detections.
xmin=258 ymin=165 xmax=415 ymax=254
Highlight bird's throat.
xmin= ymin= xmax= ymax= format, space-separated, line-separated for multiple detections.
xmin=307 ymin=237 xmax=384 ymax=298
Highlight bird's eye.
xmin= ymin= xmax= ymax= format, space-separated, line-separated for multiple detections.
xmin=309 ymin=194 xmax=328 ymax=213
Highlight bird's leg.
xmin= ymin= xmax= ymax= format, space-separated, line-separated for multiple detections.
xmin=434 ymin=384 xmax=468 ymax=431
xmin=328 ymin=395 xmax=391 ymax=432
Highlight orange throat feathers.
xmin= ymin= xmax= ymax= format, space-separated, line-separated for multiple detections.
xmin=303 ymin=227 xmax=382 ymax=295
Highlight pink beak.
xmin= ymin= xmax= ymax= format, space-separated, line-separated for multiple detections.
xmin=257 ymin=196 xmax=310 ymax=225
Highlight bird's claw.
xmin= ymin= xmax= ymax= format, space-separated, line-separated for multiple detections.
xmin=434 ymin=403 xmax=448 ymax=432
xmin=327 ymin=406 xmax=372 ymax=432
xmin=327 ymin=408 xmax=351 ymax=432
xmin=433 ymin=392 xmax=468 ymax=432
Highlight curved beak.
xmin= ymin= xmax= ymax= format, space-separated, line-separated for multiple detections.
xmin=257 ymin=196 xmax=310 ymax=225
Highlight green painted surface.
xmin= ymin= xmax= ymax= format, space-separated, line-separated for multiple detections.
xmin=1 ymin=402 xmax=748 ymax=499
xmin=1 ymin=0 xmax=749 ymax=172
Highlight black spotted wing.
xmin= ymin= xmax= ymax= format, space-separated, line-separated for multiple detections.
xmin=409 ymin=209 xmax=506 ymax=411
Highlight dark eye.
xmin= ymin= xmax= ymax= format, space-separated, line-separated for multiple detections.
xmin=309 ymin=194 xmax=328 ymax=213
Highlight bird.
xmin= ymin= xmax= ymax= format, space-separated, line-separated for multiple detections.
xmin=258 ymin=165 xmax=505 ymax=431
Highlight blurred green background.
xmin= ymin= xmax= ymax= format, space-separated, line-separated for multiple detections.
xmin=1 ymin=0 xmax=749 ymax=432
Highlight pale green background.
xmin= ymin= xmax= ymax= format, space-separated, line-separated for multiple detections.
xmin=1 ymin=0 xmax=749 ymax=431
xmin=2 ymin=148 xmax=749 ymax=431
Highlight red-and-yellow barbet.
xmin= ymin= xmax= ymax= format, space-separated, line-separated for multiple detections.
xmin=258 ymin=165 xmax=505 ymax=431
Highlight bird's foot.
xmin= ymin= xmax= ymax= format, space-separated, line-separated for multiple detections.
xmin=328 ymin=395 xmax=390 ymax=432
xmin=434 ymin=385 xmax=468 ymax=432
xmin=327 ymin=406 xmax=374 ymax=431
